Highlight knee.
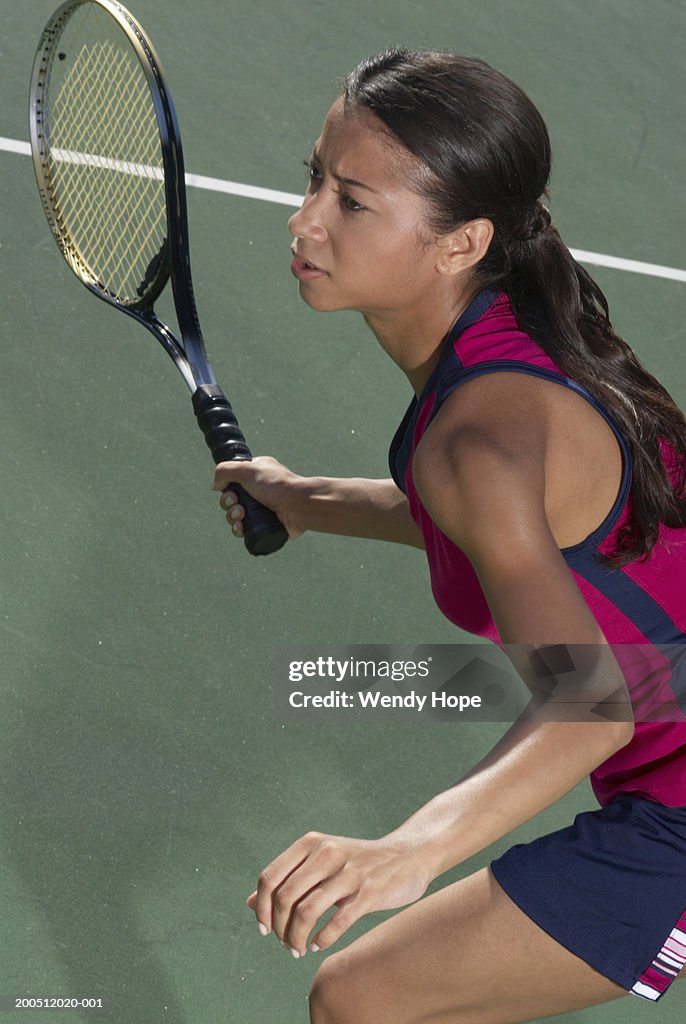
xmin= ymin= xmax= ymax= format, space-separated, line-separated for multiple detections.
xmin=308 ymin=952 xmax=368 ymax=1024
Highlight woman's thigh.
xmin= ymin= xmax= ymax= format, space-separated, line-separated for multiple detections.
xmin=309 ymin=866 xmax=637 ymax=1024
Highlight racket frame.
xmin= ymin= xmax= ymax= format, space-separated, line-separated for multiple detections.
xmin=30 ymin=0 xmax=214 ymax=393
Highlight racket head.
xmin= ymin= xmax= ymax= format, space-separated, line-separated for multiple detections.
xmin=29 ymin=0 xmax=177 ymax=311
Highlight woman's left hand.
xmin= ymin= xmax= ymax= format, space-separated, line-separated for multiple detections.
xmin=247 ymin=831 xmax=431 ymax=957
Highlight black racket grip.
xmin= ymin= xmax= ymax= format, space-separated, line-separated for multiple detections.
xmin=192 ymin=385 xmax=288 ymax=556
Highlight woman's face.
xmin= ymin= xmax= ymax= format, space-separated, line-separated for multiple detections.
xmin=288 ymin=98 xmax=445 ymax=319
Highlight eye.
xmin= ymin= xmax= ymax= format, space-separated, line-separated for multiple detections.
xmin=339 ymin=192 xmax=366 ymax=213
xmin=302 ymin=159 xmax=367 ymax=213
xmin=303 ymin=159 xmax=322 ymax=187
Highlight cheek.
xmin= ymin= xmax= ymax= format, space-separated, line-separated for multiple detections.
xmin=381 ymin=213 xmax=432 ymax=260
xmin=366 ymin=236 xmax=432 ymax=289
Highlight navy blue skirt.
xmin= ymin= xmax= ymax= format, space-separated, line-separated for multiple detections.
xmin=490 ymin=796 xmax=686 ymax=1002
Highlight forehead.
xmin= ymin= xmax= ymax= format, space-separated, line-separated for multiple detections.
xmin=315 ymin=97 xmax=415 ymax=188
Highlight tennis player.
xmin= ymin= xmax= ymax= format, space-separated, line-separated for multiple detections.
xmin=214 ymin=50 xmax=686 ymax=1023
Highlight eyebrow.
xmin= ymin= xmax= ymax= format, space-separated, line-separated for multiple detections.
xmin=311 ymin=146 xmax=380 ymax=194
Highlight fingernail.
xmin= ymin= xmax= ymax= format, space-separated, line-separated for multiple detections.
xmin=310 ymin=943 xmax=320 ymax=953
xmin=290 ymin=948 xmax=302 ymax=959
xmin=257 ymin=922 xmax=269 ymax=937
xmin=230 ymin=507 xmax=241 ymax=520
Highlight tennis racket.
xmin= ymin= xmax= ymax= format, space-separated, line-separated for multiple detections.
xmin=29 ymin=0 xmax=288 ymax=556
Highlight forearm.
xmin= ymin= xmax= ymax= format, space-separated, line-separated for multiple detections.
xmin=388 ymin=715 xmax=633 ymax=881
xmin=294 ymin=475 xmax=424 ymax=548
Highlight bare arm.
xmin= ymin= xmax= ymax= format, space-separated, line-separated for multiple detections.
xmin=400 ymin=382 xmax=633 ymax=877
xmin=213 ymin=458 xmax=424 ymax=548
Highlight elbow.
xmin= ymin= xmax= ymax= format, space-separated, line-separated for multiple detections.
xmin=605 ymin=717 xmax=635 ymax=756
xmin=619 ymin=717 xmax=636 ymax=748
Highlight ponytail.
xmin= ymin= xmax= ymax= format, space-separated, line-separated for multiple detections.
xmin=501 ymin=217 xmax=686 ymax=564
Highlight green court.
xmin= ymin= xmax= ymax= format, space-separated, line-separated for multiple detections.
xmin=1 ymin=1 xmax=684 ymax=1021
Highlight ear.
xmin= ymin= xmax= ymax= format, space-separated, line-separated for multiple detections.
xmin=435 ymin=219 xmax=494 ymax=276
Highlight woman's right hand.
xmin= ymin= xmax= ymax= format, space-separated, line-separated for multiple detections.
xmin=213 ymin=456 xmax=307 ymax=540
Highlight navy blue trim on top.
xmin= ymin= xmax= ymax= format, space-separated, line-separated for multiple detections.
xmin=388 ymin=400 xmax=417 ymax=490
xmin=388 ymin=290 xmax=499 ymax=489
xmin=565 ymin=546 xmax=686 ymax=644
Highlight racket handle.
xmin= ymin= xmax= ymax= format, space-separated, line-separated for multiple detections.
xmin=192 ymin=385 xmax=288 ymax=556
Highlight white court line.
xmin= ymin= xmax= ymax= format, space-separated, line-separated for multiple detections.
xmin=4 ymin=135 xmax=685 ymax=282
xmin=184 ymin=170 xmax=302 ymax=207
xmin=570 ymin=250 xmax=686 ymax=284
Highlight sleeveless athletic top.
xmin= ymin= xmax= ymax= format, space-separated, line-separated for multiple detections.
xmin=389 ymin=291 xmax=686 ymax=808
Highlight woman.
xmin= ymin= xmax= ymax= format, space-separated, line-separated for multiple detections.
xmin=214 ymin=50 xmax=686 ymax=1023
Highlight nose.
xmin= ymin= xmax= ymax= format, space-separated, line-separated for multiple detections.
xmin=288 ymin=194 xmax=328 ymax=244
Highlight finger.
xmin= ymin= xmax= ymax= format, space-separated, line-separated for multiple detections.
xmin=254 ymin=833 xmax=322 ymax=935
xmin=271 ymin=868 xmax=326 ymax=946
xmin=309 ymin=894 xmax=367 ymax=952
xmin=213 ymin=460 xmax=253 ymax=492
xmin=229 ymin=517 xmax=244 ymax=538
xmin=246 ymin=891 xmax=271 ymax=937
xmin=284 ymin=876 xmax=360 ymax=958
xmin=219 ymin=489 xmax=239 ymax=511
xmin=223 ymin=500 xmax=245 ymax=524
xmin=221 ymin=489 xmax=246 ymax=527
xmin=214 ymin=456 xmax=277 ymax=492
xmin=220 ymin=490 xmax=246 ymax=535
xmin=271 ymin=837 xmax=347 ymax=946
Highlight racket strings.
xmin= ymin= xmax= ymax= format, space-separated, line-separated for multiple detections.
xmin=44 ymin=3 xmax=167 ymax=304
xmin=55 ymin=44 xmax=161 ymax=285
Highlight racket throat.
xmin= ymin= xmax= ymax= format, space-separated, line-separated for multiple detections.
xmin=131 ymin=308 xmax=197 ymax=391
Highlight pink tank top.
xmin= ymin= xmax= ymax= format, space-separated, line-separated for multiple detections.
xmin=389 ymin=291 xmax=686 ymax=807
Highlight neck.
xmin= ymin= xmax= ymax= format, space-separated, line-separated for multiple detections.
xmin=363 ymin=289 xmax=476 ymax=395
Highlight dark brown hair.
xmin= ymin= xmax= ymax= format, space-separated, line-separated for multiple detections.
xmin=344 ymin=48 xmax=686 ymax=564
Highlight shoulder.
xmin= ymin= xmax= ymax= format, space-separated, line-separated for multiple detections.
xmin=412 ymin=372 xmax=551 ymax=560
xmin=414 ymin=371 xmax=552 ymax=490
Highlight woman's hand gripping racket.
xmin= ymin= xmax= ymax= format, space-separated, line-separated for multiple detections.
xmin=29 ymin=0 xmax=288 ymax=556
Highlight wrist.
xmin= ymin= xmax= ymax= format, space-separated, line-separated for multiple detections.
xmin=384 ymin=817 xmax=460 ymax=886
xmin=292 ymin=475 xmax=360 ymax=536
xmin=385 ymin=789 xmax=501 ymax=882
xmin=290 ymin=474 xmax=330 ymax=532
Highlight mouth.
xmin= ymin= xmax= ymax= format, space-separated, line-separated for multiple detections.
xmin=290 ymin=250 xmax=328 ymax=280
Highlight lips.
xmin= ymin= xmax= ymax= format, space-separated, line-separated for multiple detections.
xmin=293 ymin=252 xmax=322 ymax=271
xmin=290 ymin=251 xmax=328 ymax=281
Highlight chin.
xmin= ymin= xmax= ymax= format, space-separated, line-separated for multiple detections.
xmin=298 ymin=284 xmax=347 ymax=313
